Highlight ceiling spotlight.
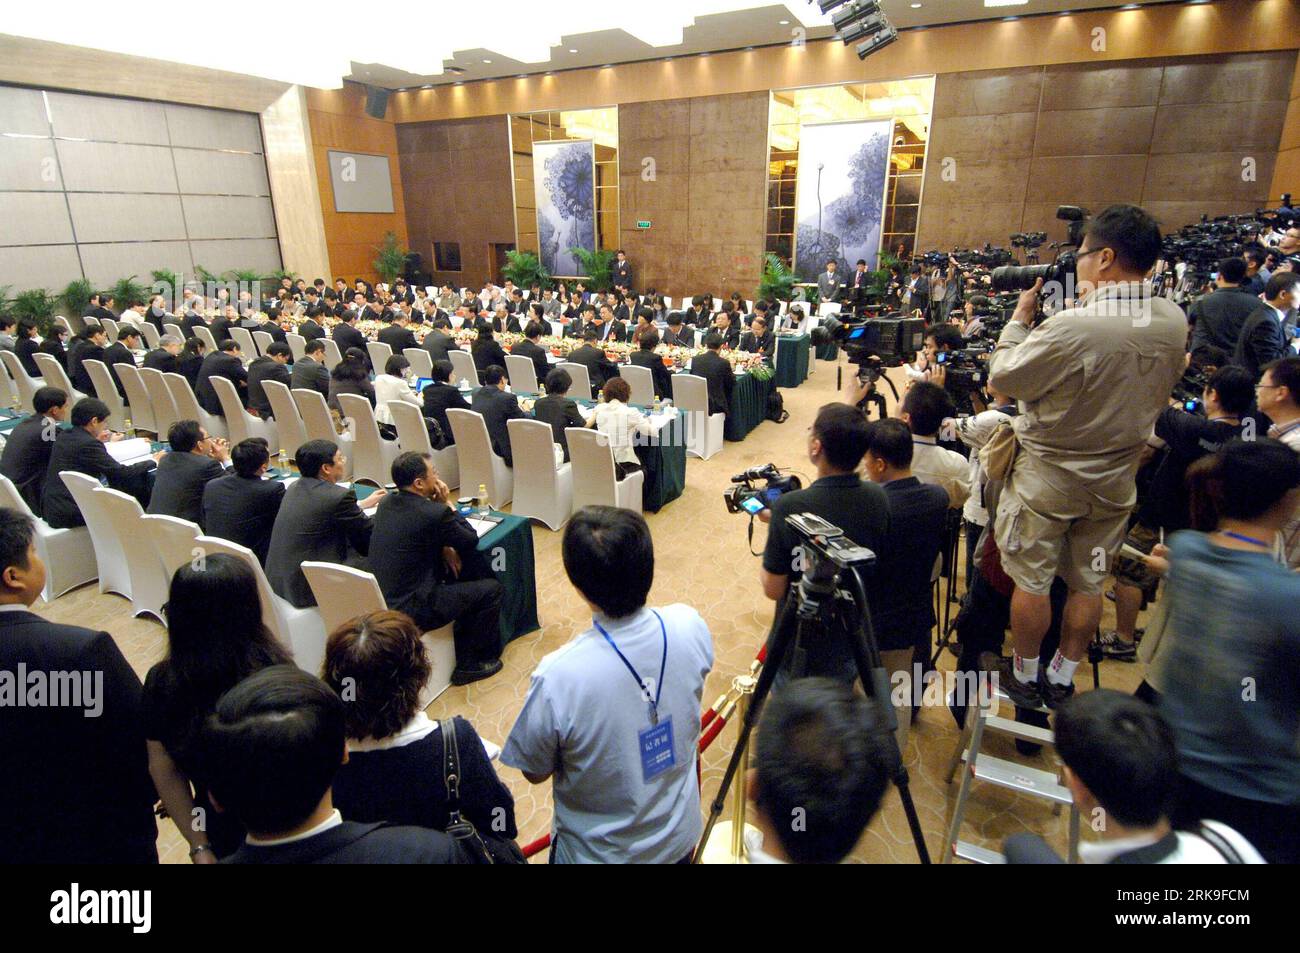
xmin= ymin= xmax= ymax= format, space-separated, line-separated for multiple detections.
xmin=818 ymin=0 xmax=848 ymax=14
xmin=1122 ymin=3 xmax=1140 ymax=7
xmin=841 ymin=11 xmax=890 ymax=44
xmin=778 ymin=19 xmax=790 ymax=25
xmin=482 ymin=59 xmax=492 ymax=64
xmin=856 ymin=26 xmax=898 ymax=59
xmin=910 ymin=2 xmax=921 ymax=6
xmin=569 ymin=48 xmax=578 ymax=53
xmin=832 ymin=0 xmax=881 ymax=32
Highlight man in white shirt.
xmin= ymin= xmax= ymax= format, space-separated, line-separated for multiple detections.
xmin=502 ymin=506 xmax=713 ymax=864
xmin=900 ymin=381 xmax=971 ymax=510
xmin=1004 ymin=690 xmax=1264 ymax=864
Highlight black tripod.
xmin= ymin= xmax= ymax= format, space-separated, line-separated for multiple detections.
xmin=694 ymin=514 xmax=932 ymax=864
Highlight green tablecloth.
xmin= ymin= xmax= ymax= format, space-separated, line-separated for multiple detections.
xmin=774 ymin=333 xmax=811 ymax=388
xmin=571 ymin=400 xmax=686 ymax=512
xmin=725 ymin=372 xmax=775 ymax=442
xmin=476 ymin=512 xmax=540 ymax=648
xmin=815 ymin=341 xmax=839 ymax=362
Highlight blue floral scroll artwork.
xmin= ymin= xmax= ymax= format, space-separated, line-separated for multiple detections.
xmin=534 ymin=141 xmax=596 ymax=276
xmin=794 ymin=123 xmax=891 ymax=281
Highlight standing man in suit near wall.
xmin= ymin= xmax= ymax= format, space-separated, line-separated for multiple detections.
xmin=0 ymin=510 xmax=160 ymax=864
xmin=1234 ymin=272 xmax=1300 ymax=381
xmin=0 ymin=386 xmax=67 ymax=515
xmin=690 ymin=332 xmax=736 ymax=416
xmin=817 ymin=259 xmax=844 ymax=303
xmin=612 ymin=249 xmax=633 ymax=291
xmin=264 ymin=439 xmax=386 ymax=608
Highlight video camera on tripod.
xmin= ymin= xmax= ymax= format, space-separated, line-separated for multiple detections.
xmin=722 ymin=464 xmax=802 ymax=516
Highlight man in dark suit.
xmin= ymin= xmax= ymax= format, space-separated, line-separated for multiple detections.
xmin=146 ymin=294 xmax=171 ymax=335
xmin=147 ymin=419 xmax=229 ymax=524
xmin=568 ymin=328 xmax=621 ymax=396
xmin=612 ymin=249 xmax=633 ymax=290
xmin=662 ymin=313 xmax=694 ymax=348
xmin=422 ymin=360 xmax=471 ymax=443
xmin=290 ymin=339 xmax=332 ymax=397
xmin=202 ymin=437 xmax=285 ymax=562
xmin=206 ymin=666 xmax=469 ymax=864
xmin=1233 ymin=272 xmax=1300 ymax=381
xmin=534 ymin=367 xmax=590 ymax=462
xmin=143 ymin=334 xmax=183 ymax=374
xmin=333 ymin=310 xmax=368 ymax=357
xmin=102 ymin=325 xmax=142 ymax=398
xmin=377 ymin=313 xmax=419 ymax=354
xmin=247 ymin=343 xmax=293 ymax=420
xmin=296 ymin=313 xmax=327 ymax=342
xmin=629 ymin=328 xmax=674 ymax=400
xmin=41 ymin=398 xmax=160 ymax=528
xmin=690 ymin=333 xmax=736 ymax=416
xmin=1189 ymin=256 xmax=1264 ymax=353
xmin=710 ymin=309 xmax=741 ymax=349
xmin=0 ymin=386 xmax=68 ymax=514
xmin=740 ymin=315 xmax=776 ymax=361
xmin=591 ymin=306 xmax=626 ymax=344
xmin=69 ymin=325 xmax=108 ymax=395
xmin=195 ymin=338 xmax=248 ymax=416
xmin=422 ymin=323 xmax=456 ymax=364
xmin=370 ymin=452 xmax=504 ymax=685
xmin=0 ymin=510 xmax=159 ymax=864
xmin=563 ymin=304 xmax=593 ymax=339
xmin=265 ymin=439 xmax=386 ymax=608
xmin=257 ymin=310 xmax=288 ymax=344
xmin=510 ymin=320 xmax=551 ymax=387
xmin=83 ymin=293 xmax=116 ymax=326
xmin=180 ymin=306 xmax=209 ymax=340
xmin=471 ymin=365 xmax=524 ymax=466
xmin=209 ymin=305 xmax=237 ymax=347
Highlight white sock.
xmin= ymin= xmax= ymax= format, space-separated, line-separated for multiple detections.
xmin=1013 ymin=652 xmax=1038 ymax=685
xmin=1046 ymin=651 xmax=1078 ymax=687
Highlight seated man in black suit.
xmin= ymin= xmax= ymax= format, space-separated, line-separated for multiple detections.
xmin=568 ymin=327 xmax=620 ymax=397
xmin=0 ymin=509 xmax=159 ymax=864
xmin=41 ymin=398 xmax=161 ymax=528
xmin=534 ymin=367 xmax=590 ymax=462
xmin=247 ymin=342 xmax=293 ymax=420
xmin=69 ymin=325 xmax=107 ymax=395
xmin=590 ymin=305 xmax=626 ymax=345
xmin=510 ymin=320 xmax=551 ymax=387
xmin=662 ymin=312 xmax=694 ymax=348
xmin=204 ymin=665 xmax=469 ymax=864
xmin=690 ymin=332 xmax=736 ymax=416
xmin=1233 ymin=271 xmax=1300 ymax=381
xmin=202 ymin=437 xmax=285 ymax=563
xmin=265 ymin=439 xmax=386 ymax=608
xmin=628 ymin=327 xmax=674 ymax=400
xmin=422 ymin=360 xmax=471 ymax=444
xmin=470 ymin=326 xmax=507 ymax=379
xmin=101 ymin=325 xmax=142 ymax=399
xmin=297 ymin=309 xmax=327 ymax=342
xmin=370 ymin=452 xmax=504 ymax=686
xmin=209 ymin=305 xmax=237 ymax=348
xmin=422 ymin=321 xmax=456 ymax=364
xmin=15 ymin=318 xmax=43 ymax=377
xmin=195 ymin=338 xmax=248 ymax=416
xmin=180 ymin=306 xmax=209 ymax=341
xmin=147 ymin=419 xmax=229 ymax=525
xmin=564 ymin=303 xmax=594 ymax=339
xmin=377 ymin=311 xmax=419 ymax=354
xmin=143 ymin=334 xmax=183 ymax=374
xmin=710 ymin=307 xmax=741 ymax=349
xmin=332 ymin=309 xmax=368 ymax=358
xmin=257 ymin=309 xmax=289 ymax=344
xmin=470 ymin=365 xmax=524 ymax=466
xmin=0 ymin=385 xmax=67 ymax=514
xmin=290 ymin=338 xmax=332 ymax=397
xmin=740 ymin=315 xmax=775 ymax=361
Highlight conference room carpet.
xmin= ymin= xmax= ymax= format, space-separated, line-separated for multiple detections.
xmin=35 ymin=356 xmax=1143 ymax=864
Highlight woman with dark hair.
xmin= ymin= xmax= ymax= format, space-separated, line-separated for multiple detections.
xmin=177 ymin=336 xmax=205 ymax=389
xmin=470 ymin=325 xmax=506 ymax=377
xmin=144 ymin=555 xmax=292 ymax=861
xmin=325 ymin=611 xmax=519 ymax=855
xmin=594 ymin=376 xmax=652 ymax=480
xmin=14 ymin=318 xmax=42 ymax=377
xmin=328 ymin=348 xmax=376 ymax=412
xmin=38 ymin=325 xmax=70 ymax=370
xmin=374 ymin=353 xmax=421 ymax=439
xmin=1155 ymin=438 xmax=1300 ymax=863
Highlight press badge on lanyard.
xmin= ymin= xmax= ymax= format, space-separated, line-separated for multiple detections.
xmin=593 ymin=610 xmax=677 ymax=784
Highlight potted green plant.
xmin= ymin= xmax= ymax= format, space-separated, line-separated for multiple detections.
xmin=60 ymin=278 xmax=94 ymax=318
xmin=501 ymin=250 xmax=552 ymax=290
xmin=567 ymin=247 xmax=615 ymax=291
xmin=109 ymin=276 xmax=148 ymax=311
xmin=757 ymin=252 xmax=797 ymax=304
xmin=373 ymin=232 xmax=410 ymax=286
xmin=11 ymin=288 xmax=59 ymax=336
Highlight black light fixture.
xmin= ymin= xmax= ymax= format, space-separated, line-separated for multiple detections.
xmin=817 ymin=0 xmax=897 ymax=60
xmin=841 ymin=9 xmax=890 ymax=44
xmin=855 ymin=26 xmax=898 ymax=59
xmin=818 ymin=0 xmax=848 ymax=13
xmin=831 ymin=0 xmax=881 ymax=32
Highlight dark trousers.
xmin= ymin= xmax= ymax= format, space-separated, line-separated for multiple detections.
xmin=1171 ymin=773 xmax=1300 ymax=864
xmin=615 ymin=461 xmax=642 ymax=481
xmin=406 ymin=577 xmax=504 ymax=667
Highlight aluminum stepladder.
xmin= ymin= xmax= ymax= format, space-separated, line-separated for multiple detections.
xmin=942 ymin=682 xmax=1080 ymax=864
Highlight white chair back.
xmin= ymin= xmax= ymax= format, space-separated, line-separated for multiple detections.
xmin=322 ymin=338 xmax=343 ymax=370
xmin=672 ymin=372 xmax=723 ymax=460
xmin=92 ymin=485 xmax=167 ymax=621
xmin=263 ymin=380 xmax=308 ymax=461
xmin=0 ymin=474 xmax=96 ymax=602
xmin=389 ymin=400 xmax=459 ymax=489
xmin=141 ymin=514 xmax=201 ymax=580
xmin=229 ymin=327 xmax=256 ymax=364
xmin=445 ymin=408 xmax=513 ymax=506
xmin=81 ymin=315 xmax=101 ymax=328
xmin=507 ymin=418 xmax=571 ymax=530
xmin=293 ymin=388 xmax=352 ymax=479
xmin=504 ymin=354 xmax=540 ymax=394
xmin=286 ymin=332 xmax=307 ymax=362
xmin=164 ymin=323 xmax=184 ymax=341
xmin=557 ymin=361 xmax=592 ymax=399
xmin=300 ymin=561 xmax=386 ymax=634
xmin=252 ymin=330 xmax=274 ymax=356
xmin=672 ymin=372 xmax=709 ymax=417
xmin=59 ymin=471 xmax=132 ymax=598
xmin=54 ymin=315 xmax=73 ymax=334
xmin=101 ymin=318 xmax=120 ymax=343
xmin=566 ymin=427 xmax=643 ymax=512
xmin=114 ymin=364 xmax=154 ymax=435
xmin=403 ymin=348 xmax=432 ymax=380
xmin=367 ymin=341 xmax=393 ymax=372
xmin=337 ymin=393 xmax=398 ymax=487
xmin=139 ymin=368 xmax=178 ymax=438
xmin=193 ymin=325 xmax=218 ymax=353
xmin=620 ymin=364 xmax=654 ymax=406
xmin=0 ymin=351 xmax=37 ymax=413
xmin=33 ymin=352 xmax=82 ymax=401
xmin=448 ymin=349 xmax=477 ymax=387
xmin=139 ymin=322 xmax=161 ymax=349
xmin=0 ymin=357 xmax=17 ymax=411
xmin=212 ymin=375 xmax=278 ymax=455
xmin=83 ymin=359 xmax=129 ymax=431
xmin=163 ymin=372 xmax=228 ymax=440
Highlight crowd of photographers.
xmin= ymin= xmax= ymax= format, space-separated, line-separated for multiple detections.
xmin=758 ymin=201 xmax=1299 ymax=864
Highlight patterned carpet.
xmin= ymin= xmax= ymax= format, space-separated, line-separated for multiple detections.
xmin=33 ymin=355 xmax=1142 ymax=864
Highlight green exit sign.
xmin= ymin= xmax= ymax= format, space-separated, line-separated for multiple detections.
xmin=636 ymin=220 xmax=652 ymax=229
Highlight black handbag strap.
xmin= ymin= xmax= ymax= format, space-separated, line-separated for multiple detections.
xmin=440 ymin=717 xmax=464 ymax=825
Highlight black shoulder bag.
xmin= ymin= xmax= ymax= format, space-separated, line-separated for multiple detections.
xmin=440 ymin=718 xmax=525 ymax=864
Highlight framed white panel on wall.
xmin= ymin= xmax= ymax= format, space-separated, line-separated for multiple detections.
xmin=327 ymin=149 xmax=395 ymax=213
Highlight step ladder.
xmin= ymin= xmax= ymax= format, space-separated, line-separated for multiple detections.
xmin=942 ymin=683 xmax=1080 ymax=864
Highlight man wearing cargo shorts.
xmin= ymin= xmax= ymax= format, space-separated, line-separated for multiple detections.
xmin=985 ymin=205 xmax=1188 ymax=709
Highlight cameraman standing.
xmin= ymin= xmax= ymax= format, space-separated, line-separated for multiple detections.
xmin=1188 ymin=257 xmax=1260 ymax=354
xmin=985 ymin=204 xmax=1187 ymax=709
xmin=759 ymin=404 xmax=890 ymax=688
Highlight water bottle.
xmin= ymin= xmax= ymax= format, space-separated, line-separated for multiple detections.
xmin=477 ymin=483 xmax=489 ymax=517
xmin=653 ymin=396 xmax=661 ymax=414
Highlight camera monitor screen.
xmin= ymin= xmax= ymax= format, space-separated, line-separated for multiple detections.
xmin=740 ymin=496 xmax=767 ymax=515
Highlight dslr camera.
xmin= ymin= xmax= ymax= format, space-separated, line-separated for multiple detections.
xmin=991 ymin=205 xmax=1090 ymax=294
xmin=723 ymin=464 xmax=803 ymax=516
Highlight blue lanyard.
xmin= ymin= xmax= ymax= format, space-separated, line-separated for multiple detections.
xmin=1219 ymin=530 xmax=1272 ymax=548
xmin=593 ymin=610 xmax=667 ymax=724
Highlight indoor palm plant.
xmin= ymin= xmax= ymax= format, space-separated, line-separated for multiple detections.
xmin=501 ymin=250 xmax=552 ymax=290
xmin=11 ymin=288 xmax=59 ymax=336
xmin=61 ymin=278 xmax=94 ymax=317
xmin=757 ymin=252 xmax=797 ymax=303
xmin=373 ymin=232 xmax=410 ymax=286
xmin=567 ymin=247 xmax=615 ymax=291
xmin=110 ymin=275 xmax=148 ymax=310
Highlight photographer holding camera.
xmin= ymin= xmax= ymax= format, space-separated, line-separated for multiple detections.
xmin=905 ymin=324 xmax=963 ymax=384
xmin=1188 ymin=257 xmax=1260 ymax=353
xmin=985 ymin=204 xmax=1187 ymax=709
xmin=759 ymin=404 xmax=890 ymax=688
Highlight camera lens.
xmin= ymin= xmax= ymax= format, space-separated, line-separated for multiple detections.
xmin=990 ymin=263 xmax=1056 ymax=293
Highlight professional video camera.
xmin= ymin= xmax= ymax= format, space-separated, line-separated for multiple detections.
xmin=723 ymin=463 xmax=803 ymax=516
xmin=1010 ymin=231 xmax=1047 ymax=251
xmin=919 ymin=250 xmax=951 ymax=269
xmin=991 ymin=205 xmax=1090 ymax=295
xmin=811 ymin=314 xmax=925 ymax=368
xmin=953 ymin=245 xmax=1015 ymax=269
xmin=935 ymin=343 xmax=993 ymax=399
xmin=1171 ymin=365 xmax=1210 ymax=415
